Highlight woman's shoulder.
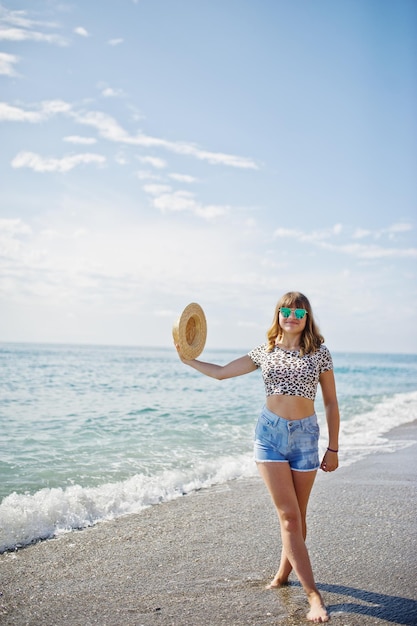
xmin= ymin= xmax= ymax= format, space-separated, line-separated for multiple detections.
xmin=305 ymin=343 xmax=332 ymax=360
xmin=315 ymin=343 xmax=334 ymax=369
xmin=248 ymin=343 xmax=268 ymax=363
xmin=319 ymin=343 xmax=331 ymax=354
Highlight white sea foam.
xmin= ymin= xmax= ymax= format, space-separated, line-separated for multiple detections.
xmin=0 ymin=454 xmax=256 ymax=553
xmin=335 ymin=390 xmax=417 ymax=466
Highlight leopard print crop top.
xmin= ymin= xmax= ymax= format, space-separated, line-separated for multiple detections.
xmin=248 ymin=343 xmax=333 ymax=400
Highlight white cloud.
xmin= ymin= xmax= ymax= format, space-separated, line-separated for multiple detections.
xmin=322 ymin=242 xmax=417 ymax=259
xmin=384 ymin=222 xmax=413 ymax=240
xmin=115 ymin=152 xmax=129 ymax=165
xmin=0 ymin=7 xmax=30 ymax=29
xmin=63 ymin=135 xmax=97 ymax=145
xmin=1 ymin=205 xmax=414 ymax=351
xmin=149 ymin=188 xmax=229 ymax=220
xmin=274 ymin=227 xmax=303 ymax=240
xmin=143 ymin=184 xmax=172 ymax=196
xmin=72 ymin=109 xmax=259 ymax=169
xmin=74 ymin=26 xmax=89 ymax=37
xmin=0 ymin=99 xmax=258 ymax=170
xmin=387 ymin=222 xmax=413 ymax=233
xmin=0 ymin=218 xmax=31 ymax=258
xmin=11 ymin=151 xmax=106 ymax=173
xmin=175 ymin=144 xmax=257 ymax=169
xmin=147 ymin=188 xmax=189 ymax=211
xmin=0 ymin=102 xmax=45 ymax=122
xmin=141 ymin=178 xmax=230 ymax=220
xmin=155 ymin=190 xmax=191 ymax=212
xmin=40 ymin=100 xmax=72 ymax=115
xmin=274 ymin=224 xmax=416 ymax=259
xmin=0 ymin=6 xmax=58 ymax=30
xmin=0 ymin=27 xmax=67 ymax=45
xmin=196 ymin=204 xmax=231 ymax=220
xmin=0 ymin=213 xmax=242 ymax=317
xmin=0 ymin=52 xmax=19 ymax=76
xmin=101 ymin=87 xmax=125 ymax=98
xmin=136 ymin=170 xmax=161 ymax=181
xmin=0 ymin=217 xmax=31 ymax=236
xmin=274 ymin=225 xmax=341 ymax=243
xmin=353 ymin=228 xmax=372 ymax=239
xmin=96 ymin=82 xmax=123 ymax=98
xmin=138 ymin=156 xmax=167 ymax=169
xmin=169 ymin=173 xmax=197 ymax=183
xmin=0 ymin=100 xmax=71 ymax=122
xmin=353 ymin=222 xmax=413 ymax=240
xmin=72 ymin=109 xmax=130 ymax=141
xmin=108 ymin=38 xmax=124 ymax=46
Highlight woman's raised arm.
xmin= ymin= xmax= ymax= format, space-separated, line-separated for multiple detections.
xmin=175 ymin=350 xmax=257 ymax=380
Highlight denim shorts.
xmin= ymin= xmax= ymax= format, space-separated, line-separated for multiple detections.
xmin=254 ymin=406 xmax=320 ymax=472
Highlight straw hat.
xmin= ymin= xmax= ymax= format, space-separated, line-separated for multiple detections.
xmin=172 ymin=302 xmax=207 ymax=359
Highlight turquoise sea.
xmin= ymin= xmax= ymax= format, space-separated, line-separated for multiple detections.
xmin=1 ymin=343 xmax=416 ymax=553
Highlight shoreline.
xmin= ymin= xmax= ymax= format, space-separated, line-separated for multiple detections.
xmin=1 ymin=420 xmax=416 ymax=625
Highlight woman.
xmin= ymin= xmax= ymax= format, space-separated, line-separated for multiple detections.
xmin=175 ymin=291 xmax=340 ymax=623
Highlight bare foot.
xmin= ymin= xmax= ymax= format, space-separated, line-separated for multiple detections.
xmin=265 ymin=574 xmax=289 ymax=589
xmin=306 ymin=593 xmax=329 ymax=623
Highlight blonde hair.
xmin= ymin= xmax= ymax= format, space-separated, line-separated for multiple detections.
xmin=266 ymin=291 xmax=324 ymax=356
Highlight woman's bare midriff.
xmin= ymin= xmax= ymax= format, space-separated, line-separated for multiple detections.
xmin=266 ymin=394 xmax=315 ymax=420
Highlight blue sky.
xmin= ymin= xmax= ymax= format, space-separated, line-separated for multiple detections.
xmin=1 ymin=0 xmax=416 ymax=353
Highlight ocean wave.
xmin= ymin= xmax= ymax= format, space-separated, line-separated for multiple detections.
xmin=336 ymin=390 xmax=417 ymax=465
xmin=1 ymin=390 xmax=417 ymax=553
xmin=0 ymin=454 xmax=256 ymax=553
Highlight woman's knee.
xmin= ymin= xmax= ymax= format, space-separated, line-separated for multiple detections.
xmin=279 ymin=509 xmax=303 ymax=534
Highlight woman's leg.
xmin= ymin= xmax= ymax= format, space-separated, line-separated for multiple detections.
xmin=257 ymin=462 xmax=329 ymax=623
xmin=266 ymin=467 xmax=316 ymax=587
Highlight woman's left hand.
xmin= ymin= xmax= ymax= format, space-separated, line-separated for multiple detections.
xmin=320 ymin=450 xmax=339 ymax=472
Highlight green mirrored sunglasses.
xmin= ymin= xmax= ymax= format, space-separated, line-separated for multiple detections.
xmin=279 ymin=307 xmax=308 ymax=319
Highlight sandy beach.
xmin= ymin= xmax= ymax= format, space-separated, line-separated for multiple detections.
xmin=1 ymin=421 xmax=416 ymax=626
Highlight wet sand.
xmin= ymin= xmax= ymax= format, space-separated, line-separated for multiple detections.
xmin=1 ymin=421 xmax=416 ymax=625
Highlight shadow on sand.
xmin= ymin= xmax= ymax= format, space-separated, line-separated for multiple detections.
xmin=317 ymin=582 xmax=417 ymax=625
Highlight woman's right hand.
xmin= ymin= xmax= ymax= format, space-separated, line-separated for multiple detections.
xmin=174 ymin=343 xmax=193 ymax=364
